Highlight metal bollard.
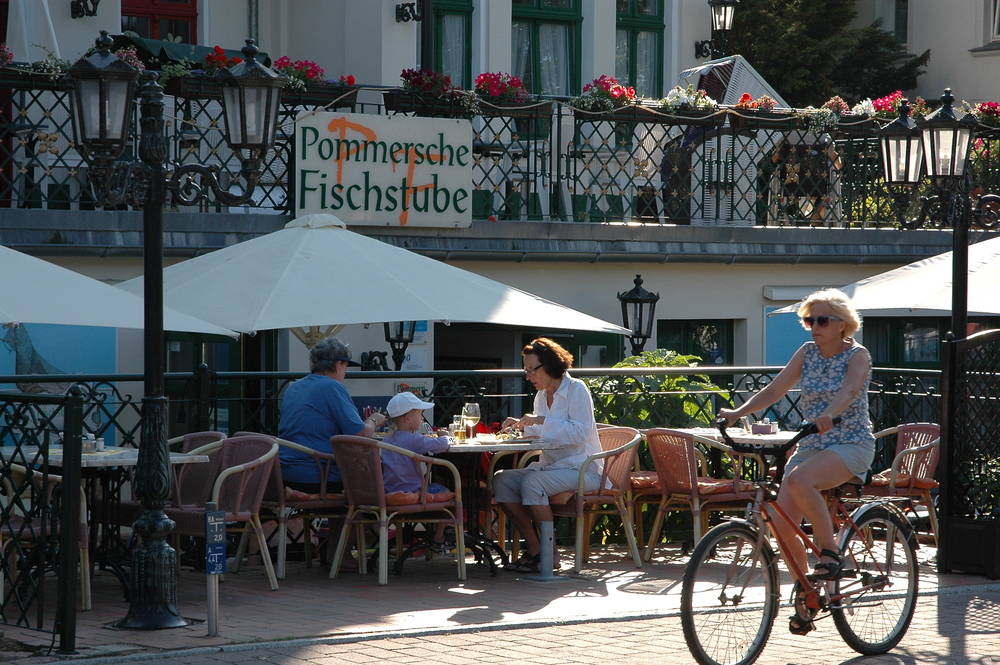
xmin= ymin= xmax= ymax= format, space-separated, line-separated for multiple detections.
xmin=527 ymin=521 xmax=567 ymax=582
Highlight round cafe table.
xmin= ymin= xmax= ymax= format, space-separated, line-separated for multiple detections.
xmin=443 ymin=438 xmax=563 ymax=574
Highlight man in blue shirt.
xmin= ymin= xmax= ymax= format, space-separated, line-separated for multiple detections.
xmin=278 ymin=337 xmax=386 ymax=493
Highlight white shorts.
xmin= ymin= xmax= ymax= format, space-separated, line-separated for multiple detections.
xmin=785 ymin=443 xmax=875 ymax=484
xmin=492 ymin=465 xmax=601 ymax=506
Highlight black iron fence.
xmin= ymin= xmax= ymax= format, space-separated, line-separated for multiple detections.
xmin=940 ymin=329 xmax=1000 ymax=578
xmin=3 ymin=72 xmax=999 ymax=227
xmin=0 ymin=388 xmax=83 ymax=653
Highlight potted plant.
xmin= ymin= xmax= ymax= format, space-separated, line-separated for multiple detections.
xmin=473 ymin=71 xmax=551 ymax=118
xmin=728 ymin=93 xmax=790 ymax=129
xmin=272 ymin=55 xmax=358 ymax=108
xmin=654 ymin=84 xmax=723 ymax=127
xmin=383 ymin=68 xmax=478 ymax=117
xmin=162 ymin=44 xmax=241 ymax=98
xmin=568 ymin=75 xmax=637 ymax=117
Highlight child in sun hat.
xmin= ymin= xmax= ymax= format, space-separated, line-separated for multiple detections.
xmin=382 ymin=391 xmax=455 ymax=553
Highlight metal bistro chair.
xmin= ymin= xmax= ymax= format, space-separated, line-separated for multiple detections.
xmin=642 ymin=428 xmax=762 ymax=561
xmin=865 ymin=423 xmax=941 ymax=546
xmin=547 ymin=426 xmax=643 ymax=573
xmin=329 ymin=435 xmax=465 ymax=586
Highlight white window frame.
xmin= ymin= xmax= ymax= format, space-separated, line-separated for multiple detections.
xmin=992 ymin=0 xmax=1000 ymax=42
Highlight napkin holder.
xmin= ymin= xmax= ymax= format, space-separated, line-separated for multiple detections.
xmin=751 ymin=421 xmax=778 ymax=435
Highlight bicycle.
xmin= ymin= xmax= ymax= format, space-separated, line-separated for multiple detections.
xmin=680 ymin=418 xmax=919 ymax=665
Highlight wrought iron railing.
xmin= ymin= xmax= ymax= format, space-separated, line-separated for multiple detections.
xmin=0 ymin=365 xmax=942 ymax=635
xmin=3 ymin=72 xmax=999 ymax=226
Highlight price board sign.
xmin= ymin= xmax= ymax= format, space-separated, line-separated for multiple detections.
xmin=205 ymin=509 xmax=226 ymax=575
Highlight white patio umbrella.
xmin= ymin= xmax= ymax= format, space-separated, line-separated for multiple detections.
xmin=117 ymin=213 xmax=629 ymax=341
xmin=769 ymin=235 xmax=1000 ymax=317
xmin=1 ymin=244 xmax=236 ymax=336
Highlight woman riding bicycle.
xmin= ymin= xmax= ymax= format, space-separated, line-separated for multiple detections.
xmin=718 ymin=288 xmax=875 ymax=633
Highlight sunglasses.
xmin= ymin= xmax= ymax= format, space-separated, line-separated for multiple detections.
xmin=801 ymin=315 xmax=843 ymax=329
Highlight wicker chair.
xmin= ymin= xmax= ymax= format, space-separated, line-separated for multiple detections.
xmin=865 ymin=423 xmax=941 ymax=545
xmin=547 ymin=426 xmax=643 ymax=573
xmin=643 ymin=428 xmax=762 ymax=561
xmin=329 ymin=435 xmax=465 ymax=586
xmin=163 ymin=435 xmax=280 ymax=590
xmin=256 ymin=436 xmax=346 ymax=579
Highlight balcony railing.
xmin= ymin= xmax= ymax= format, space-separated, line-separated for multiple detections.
xmin=3 ymin=73 xmax=998 ymax=227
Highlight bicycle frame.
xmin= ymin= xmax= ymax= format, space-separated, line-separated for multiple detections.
xmin=744 ymin=478 xmax=913 ymax=612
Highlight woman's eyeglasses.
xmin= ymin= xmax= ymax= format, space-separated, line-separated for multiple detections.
xmin=523 ymin=363 xmax=543 ymax=376
xmin=801 ymin=315 xmax=843 ymax=329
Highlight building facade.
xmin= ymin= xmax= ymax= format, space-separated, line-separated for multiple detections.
xmin=0 ymin=0 xmax=995 ymax=392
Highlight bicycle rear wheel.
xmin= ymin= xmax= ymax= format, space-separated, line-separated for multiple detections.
xmin=681 ymin=522 xmax=780 ymax=665
xmin=832 ymin=505 xmax=918 ymax=654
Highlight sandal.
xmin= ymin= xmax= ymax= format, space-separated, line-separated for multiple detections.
xmin=812 ymin=548 xmax=843 ymax=580
xmin=430 ymin=540 xmax=454 ymax=555
xmin=788 ymin=614 xmax=815 ymax=636
xmin=503 ymin=552 xmax=540 ymax=573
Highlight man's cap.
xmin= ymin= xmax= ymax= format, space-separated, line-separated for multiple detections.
xmin=333 ymin=356 xmax=362 ymax=368
xmin=387 ymin=391 xmax=435 ymax=418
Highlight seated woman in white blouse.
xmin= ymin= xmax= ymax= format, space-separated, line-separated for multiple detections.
xmin=493 ymin=337 xmax=602 ymax=573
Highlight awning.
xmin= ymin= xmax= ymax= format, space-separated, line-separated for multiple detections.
xmin=110 ymin=34 xmax=271 ymax=69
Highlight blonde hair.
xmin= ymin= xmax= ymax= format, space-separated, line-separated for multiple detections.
xmin=797 ymin=288 xmax=861 ymax=337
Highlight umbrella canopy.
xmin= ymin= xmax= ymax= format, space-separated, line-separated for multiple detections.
xmin=1 ymin=244 xmax=236 ymax=336
xmin=117 ymin=213 xmax=630 ymax=337
xmin=770 ymin=235 xmax=1000 ymax=317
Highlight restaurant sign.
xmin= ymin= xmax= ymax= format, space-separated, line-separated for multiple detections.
xmin=295 ymin=111 xmax=473 ymax=227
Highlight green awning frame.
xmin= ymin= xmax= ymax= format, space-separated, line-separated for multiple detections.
xmin=110 ymin=35 xmax=272 ymax=70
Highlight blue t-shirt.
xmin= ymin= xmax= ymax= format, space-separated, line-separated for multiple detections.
xmin=277 ymin=373 xmax=366 ymax=484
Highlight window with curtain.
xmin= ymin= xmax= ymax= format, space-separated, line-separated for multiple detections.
xmin=615 ymin=0 xmax=663 ymax=99
xmin=993 ymin=0 xmax=1000 ymax=41
xmin=122 ymin=0 xmax=197 ymax=43
xmin=435 ymin=0 xmax=472 ymax=89
xmin=512 ymin=0 xmax=581 ymax=96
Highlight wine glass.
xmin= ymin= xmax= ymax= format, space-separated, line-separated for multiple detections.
xmin=462 ymin=403 xmax=481 ymax=438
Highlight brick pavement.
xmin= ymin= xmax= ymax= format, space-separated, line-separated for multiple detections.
xmin=2 ymin=544 xmax=998 ymax=665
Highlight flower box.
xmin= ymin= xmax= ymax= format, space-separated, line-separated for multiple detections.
xmin=281 ymin=84 xmax=358 ymax=109
xmin=478 ymin=97 xmax=553 ymax=118
xmin=163 ymin=75 xmax=221 ymax=99
xmin=573 ymin=105 xmax=723 ymax=127
xmin=382 ymin=89 xmax=471 ymax=118
xmin=0 ymin=66 xmax=71 ymax=92
xmin=727 ymin=109 xmax=796 ymax=130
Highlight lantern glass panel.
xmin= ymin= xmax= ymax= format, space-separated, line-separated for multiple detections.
xmin=77 ymin=79 xmax=102 ymax=140
xmin=881 ymin=134 xmax=923 ymax=184
xmin=711 ymin=4 xmax=735 ymax=32
xmin=222 ymin=86 xmax=243 ymax=145
xmin=104 ymin=79 xmax=131 ymax=140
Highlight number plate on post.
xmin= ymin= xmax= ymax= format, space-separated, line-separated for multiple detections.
xmin=205 ymin=510 xmax=226 ymax=575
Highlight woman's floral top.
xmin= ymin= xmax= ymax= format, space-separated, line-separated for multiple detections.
xmin=797 ymin=341 xmax=875 ymax=452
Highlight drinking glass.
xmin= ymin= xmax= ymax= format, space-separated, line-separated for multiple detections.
xmin=462 ymin=402 xmax=481 ymax=439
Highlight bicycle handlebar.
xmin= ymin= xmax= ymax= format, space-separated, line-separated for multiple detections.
xmin=713 ymin=416 xmax=842 ymax=483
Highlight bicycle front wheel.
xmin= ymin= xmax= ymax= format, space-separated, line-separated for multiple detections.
xmin=832 ymin=505 xmax=919 ymax=654
xmin=681 ymin=522 xmax=780 ymax=665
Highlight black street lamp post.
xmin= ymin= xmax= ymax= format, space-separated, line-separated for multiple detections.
xmin=617 ymin=275 xmax=660 ymax=357
xmin=878 ymin=89 xmax=999 ymax=337
xmin=695 ymin=0 xmax=739 ymax=59
xmin=878 ymin=88 xmax=1000 ymax=577
xmin=67 ymin=31 xmax=285 ymax=629
xmin=384 ymin=321 xmax=417 ymax=371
